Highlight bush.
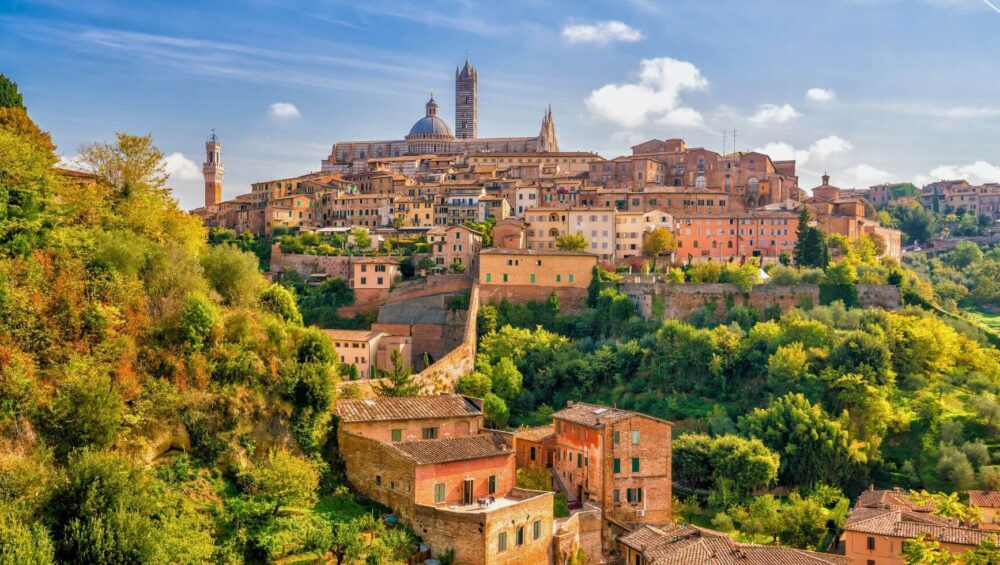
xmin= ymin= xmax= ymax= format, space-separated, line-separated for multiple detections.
xmin=200 ymin=245 xmax=266 ymax=306
xmin=260 ymin=284 xmax=302 ymax=324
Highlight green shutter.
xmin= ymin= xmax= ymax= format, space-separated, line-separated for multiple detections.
xmin=613 ymin=458 xmax=621 ymax=474
xmin=632 ymin=457 xmax=640 ymax=473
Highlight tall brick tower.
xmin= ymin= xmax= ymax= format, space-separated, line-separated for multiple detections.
xmin=455 ymin=56 xmax=477 ymax=139
xmin=202 ymin=130 xmax=223 ymax=207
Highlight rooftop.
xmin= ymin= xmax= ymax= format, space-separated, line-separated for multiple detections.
xmin=514 ymin=425 xmax=554 ymax=442
xmin=969 ymin=490 xmax=1000 ymax=508
xmin=855 ymin=488 xmax=934 ymax=512
xmin=336 ymin=394 xmax=482 ymax=423
xmin=323 ymin=329 xmax=385 ymax=343
xmin=843 ymin=508 xmax=993 ymax=546
xmin=552 ymin=402 xmax=641 ymax=428
xmin=480 ymin=248 xmax=597 ymax=257
xmin=391 ymin=431 xmax=511 ymax=465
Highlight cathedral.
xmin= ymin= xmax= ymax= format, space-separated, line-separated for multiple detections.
xmin=321 ymin=58 xmax=559 ymax=172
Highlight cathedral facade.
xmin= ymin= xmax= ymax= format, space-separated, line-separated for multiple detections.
xmin=321 ymin=58 xmax=559 ymax=172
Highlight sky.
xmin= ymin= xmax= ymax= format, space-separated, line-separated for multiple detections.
xmin=3 ymin=0 xmax=1000 ymax=209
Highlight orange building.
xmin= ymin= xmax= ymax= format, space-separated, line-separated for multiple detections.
xmin=324 ymin=329 xmax=411 ymax=380
xmin=970 ymin=490 xmax=1000 ymax=531
xmin=428 ymin=224 xmax=482 ymax=273
xmin=551 ymin=401 xmax=673 ymax=541
xmin=479 ymin=248 xmax=597 ymax=309
xmin=673 ymin=210 xmax=799 ymax=262
xmin=842 ymin=507 xmax=994 ymax=565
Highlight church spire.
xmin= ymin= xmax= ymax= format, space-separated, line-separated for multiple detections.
xmin=538 ymin=105 xmax=559 ymax=153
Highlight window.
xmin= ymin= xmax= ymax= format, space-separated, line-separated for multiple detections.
xmin=568 ymin=274 xmax=574 ymax=283
xmin=867 ymin=537 xmax=875 ymax=550
xmin=488 ymin=475 xmax=497 ymax=495
xmin=422 ymin=427 xmax=438 ymax=440
xmin=498 ymin=532 xmax=507 ymax=552
xmin=632 ymin=457 xmax=640 ymax=472
xmin=516 ymin=526 xmax=524 ymax=546
xmin=556 ymin=274 xmax=561 ymax=282
xmin=577 ymin=453 xmax=582 ymax=468
xmin=613 ymin=458 xmax=621 ymax=474
xmin=533 ymin=520 xmax=541 ymax=540
xmin=632 ymin=430 xmax=640 ymax=445
xmin=485 ymin=273 xmax=491 ymax=282
xmin=391 ymin=429 xmax=402 ymax=442
xmin=614 ymin=489 xmax=621 ymax=503
xmin=530 ymin=274 xmax=536 ymax=283
xmin=867 ymin=561 xmax=875 ymax=565
xmin=375 ymin=475 xmax=382 ymax=486
xmin=613 ymin=431 xmax=621 ymax=445
xmin=530 ymin=447 xmax=536 ymax=461
xmin=502 ymin=273 xmax=508 ymax=282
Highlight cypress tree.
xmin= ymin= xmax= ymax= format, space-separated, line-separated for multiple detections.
xmin=0 ymin=74 xmax=24 ymax=109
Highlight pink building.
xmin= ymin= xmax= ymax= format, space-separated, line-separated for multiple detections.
xmin=325 ymin=329 xmax=411 ymax=380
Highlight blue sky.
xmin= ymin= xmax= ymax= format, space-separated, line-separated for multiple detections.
xmin=3 ymin=0 xmax=1000 ymax=209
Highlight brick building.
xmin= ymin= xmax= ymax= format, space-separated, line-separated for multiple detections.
xmin=428 ymin=224 xmax=482 ymax=273
xmin=479 ymin=248 xmax=597 ymax=309
xmin=324 ymin=329 xmax=411 ymax=380
xmin=969 ymin=491 xmax=1000 ymax=531
xmin=551 ymin=402 xmax=673 ymax=541
xmin=673 ymin=210 xmax=799 ymax=263
xmin=336 ymin=396 xmax=554 ymax=565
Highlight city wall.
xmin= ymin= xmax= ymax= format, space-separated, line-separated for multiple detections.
xmin=479 ymin=284 xmax=589 ymax=312
xmin=410 ymin=284 xmax=480 ymax=395
xmin=552 ymin=505 xmax=603 ymax=565
xmin=618 ymin=282 xmax=900 ymax=322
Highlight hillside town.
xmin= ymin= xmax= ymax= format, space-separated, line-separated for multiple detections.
xmin=4 ymin=7 xmax=1000 ymax=563
xmin=181 ymin=60 xmax=1000 ymax=564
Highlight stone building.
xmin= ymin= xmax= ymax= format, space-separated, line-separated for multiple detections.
xmin=805 ymin=175 xmax=903 ymax=259
xmin=455 ymin=58 xmax=477 ymax=140
xmin=428 ymin=224 xmax=482 ymax=273
xmin=202 ymin=130 xmax=224 ymax=208
xmin=478 ymin=248 xmax=597 ymax=310
xmin=324 ymin=329 xmax=411 ymax=381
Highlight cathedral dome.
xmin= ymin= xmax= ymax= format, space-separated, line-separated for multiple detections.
xmin=408 ymin=115 xmax=453 ymax=137
xmin=407 ymin=96 xmax=454 ymax=139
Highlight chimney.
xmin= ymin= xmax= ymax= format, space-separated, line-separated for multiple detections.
xmin=567 ymin=400 xmax=574 ymax=408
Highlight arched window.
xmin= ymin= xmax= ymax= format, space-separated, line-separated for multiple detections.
xmin=548 ymin=228 xmax=560 ymax=237
xmin=697 ymin=158 xmax=705 ymax=173
xmin=747 ymin=177 xmax=760 ymax=193
xmin=695 ymin=176 xmax=707 ymax=189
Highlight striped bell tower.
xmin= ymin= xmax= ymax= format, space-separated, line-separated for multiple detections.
xmin=202 ymin=129 xmax=224 ymax=207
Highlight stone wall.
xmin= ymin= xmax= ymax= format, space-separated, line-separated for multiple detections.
xmin=553 ymin=505 xmax=603 ymax=565
xmin=619 ymin=282 xmax=901 ymax=322
xmin=480 ymin=284 xmax=589 ymax=312
xmin=269 ymin=245 xmax=352 ymax=279
xmin=411 ymin=284 xmax=480 ymax=395
xmin=413 ymin=488 xmax=554 ymax=565
xmin=337 ymin=430 xmax=417 ymax=521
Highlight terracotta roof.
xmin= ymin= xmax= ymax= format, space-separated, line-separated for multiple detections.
xmin=351 ymin=256 xmax=399 ymax=265
xmin=969 ymin=490 xmax=1000 ymax=508
xmin=480 ymin=248 xmax=597 ymax=257
xmin=553 ymin=402 xmax=640 ymax=428
xmin=391 ymin=432 xmax=511 ymax=464
xmin=514 ymin=425 xmax=554 ymax=442
xmin=324 ymin=329 xmax=384 ymax=342
xmin=855 ymin=488 xmax=934 ymax=512
xmin=843 ymin=508 xmax=992 ymax=546
xmin=337 ymin=395 xmax=482 ymax=423
xmin=620 ymin=525 xmax=845 ymax=564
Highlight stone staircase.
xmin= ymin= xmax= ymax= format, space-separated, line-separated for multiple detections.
xmin=549 ymin=468 xmax=577 ymax=503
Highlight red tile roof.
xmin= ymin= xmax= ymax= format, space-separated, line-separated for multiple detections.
xmin=843 ymin=508 xmax=993 ymax=546
xmin=969 ymin=490 xmax=1000 ymax=508
xmin=336 ymin=395 xmax=481 ymax=423
xmin=620 ymin=525 xmax=846 ymax=564
xmin=855 ymin=488 xmax=934 ymax=512
xmin=553 ymin=402 xmax=641 ymax=428
xmin=390 ymin=432 xmax=511 ymax=465
xmin=514 ymin=425 xmax=554 ymax=442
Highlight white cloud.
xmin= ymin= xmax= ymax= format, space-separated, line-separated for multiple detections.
xmin=269 ymin=102 xmax=301 ymax=119
xmin=843 ymin=163 xmax=894 ymax=187
xmin=162 ymin=152 xmax=201 ymax=181
xmin=748 ymin=103 xmax=800 ymax=126
xmin=915 ymin=161 xmax=1000 ymax=186
xmin=562 ymin=20 xmax=644 ymax=45
xmin=585 ymin=57 xmax=707 ymax=129
xmin=806 ymin=88 xmax=835 ymax=102
xmin=57 ymin=154 xmax=84 ymax=171
xmin=753 ymin=135 xmax=852 ymax=167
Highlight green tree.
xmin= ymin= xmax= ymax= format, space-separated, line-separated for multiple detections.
xmin=483 ymin=392 xmax=509 ymax=428
xmin=731 ymin=495 xmax=782 ymax=544
xmin=179 ymin=293 xmax=217 ymax=352
xmin=776 ymin=491 xmax=828 ymax=550
xmin=673 ymin=434 xmax=779 ymax=494
xmin=947 ymin=241 xmax=983 ymax=270
xmin=247 ymin=449 xmax=320 ymax=517
xmin=330 ymin=520 xmax=366 ymax=565
xmin=457 ymin=371 xmax=492 ymax=398
xmin=488 ymin=357 xmax=523 ymax=402
xmin=515 ymin=466 xmax=551 ymax=490
xmin=555 ymin=232 xmax=588 ymax=252
xmin=0 ymin=508 xmax=54 ymax=565
xmin=642 ymin=228 xmax=676 ymax=272
xmin=375 ymin=350 xmax=419 ymax=397
xmin=201 ymin=244 xmax=266 ymax=306
xmin=824 ymin=260 xmax=857 ymax=285
xmin=0 ymin=74 xmax=25 ymax=109
xmin=351 ymin=228 xmax=371 ymax=251
xmin=77 ymin=133 xmax=168 ymax=197
xmin=739 ymin=393 xmax=863 ymax=487
xmin=0 ymin=128 xmax=58 ymax=255
xmin=260 ymin=283 xmax=303 ymax=324
xmin=47 ymin=371 xmax=125 ymax=459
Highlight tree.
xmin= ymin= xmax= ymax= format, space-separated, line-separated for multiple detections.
xmin=247 ymin=449 xmax=320 ymax=517
xmin=0 ymin=74 xmax=25 ymax=109
xmin=642 ymin=228 xmax=676 ymax=272
xmin=731 ymin=495 xmax=782 ymax=544
xmin=457 ymin=371 xmax=492 ymax=398
xmin=673 ymin=434 xmax=779 ymax=494
xmin=201 ymin=244 xmax=266 ymax=306
xmin=0 ymin=128 xmax=58 ymax=255
xmin=483 ymin=392 xmax=509 ymax=428
xmin=330 ymin=520 xmax=366 ymax=565
xmin=391 ymin=214 xmax=405 ymax=248
xmin=824 ymin=260 xmax=857 ymax=285
xmin=776 ymin=492 xmax=829 ymax=550
xmin=77 ymin=133 xmax=168 ymax=197
xmin=555 ymin=232 xmax=588 ymax=252
xmin=47 ymin=371 xmax=125 ymax=459
xmin=489 ymin=357 xmax=523 ymax=402
xmin=515 ymin=466 xmax=551 ymax=491
xmin=351 ymin=228 xmax=371 ymax=251
xmin=909 ymin=491 xmax=981 ymax=527
xmin=375 ymin=350 xmax=419 ymax=397
xmin=260 ymin=283 xmax=303 ymax=324
xmin=739 ymin=393 xmax=863 ymax=487
xmin=970 ymin=392 xmax=1000 ymax=425
xmin=948 ymin=241 xmax=983 ymax=270
xmin=0 ymin=508 xmax=54 ymax=565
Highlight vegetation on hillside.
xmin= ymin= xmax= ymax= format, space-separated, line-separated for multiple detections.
xmin=0 ymin=78 xmax=414 ymax=563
